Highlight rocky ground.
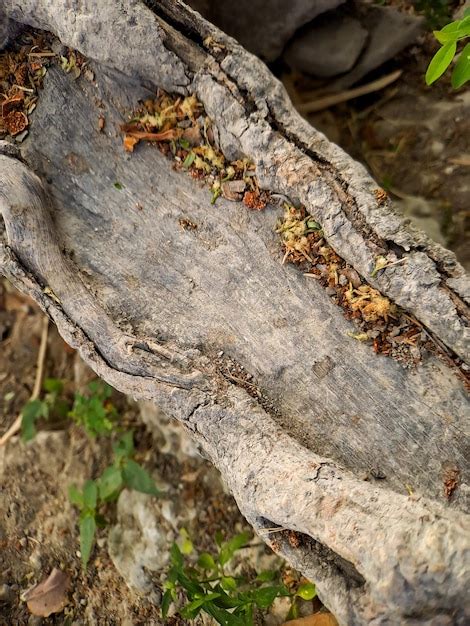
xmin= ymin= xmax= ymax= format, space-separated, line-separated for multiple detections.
xmin=0 ymin=281 xmax=326 ymax=624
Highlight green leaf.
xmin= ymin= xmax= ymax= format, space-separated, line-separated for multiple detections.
xmin=161 ymin=589 xmax=172 ymax=618
xmin=219 ymin=531 xmax=251 ymax=566
xmin=252 ymin=585 xmax=288 ymax=609
xmin=43 ymin=378 xmax=64 ymax=394
xmin=198 ymin=552 xmax=216 ymax=571
xmin=83 ymin=479 xmax=98 ymax=510
xmin=296 ymin=582 xmax=317 ymax=600
xmin=255 ymin=570 xmax=277 ymax=583
xmin=215 ymin=530 xmax=224 ymax=546
xmin=179 ymin=138 xmax=191 ymax=150
xmin=205 ymin=602 xmax=246 ymax=626
xmin=113 ymin=431 xmax=134 ymax=460
xmin=21 ymin=412 xmax=37 ymax=442
xmin=425 ymin=41 xmax=457 ymax=85
xmin=68 ymin=484 xmax=84 ymax=508
xmin=21 ymin=399 xmax=48 ymax=441
xmin=23 ymin=398 xmax=48 ymax=419
xmin=97 ymin=465 xmax=123 ymax=501
xmin=220 ymin=576 xmax=237 ymax=592
xmin=305 ymin=218 xmax=321 ymax=232
xmin=178 ymin=528 xmax=193 ymax=555
xmin=122 ymin=460 xmax=162 ymax=496
xmin=286 ymin=597 xmax=299 ymax=620
xmin=434 ymin=21 xmax=461 ymax=44
xmin=180 ymin=593 xmax=222 ymax=619
xmin=79 ymin=513 xmax=96 ymax=569
xmin=212 ymin=591 xmax=246 ymax=609
xmin=451 ymin=42 xmax=470 ymax=88
xmin=182 ymin=151 xmax=195 ymax=169
xmin=211 ymin=186 xmax=221 ymax=205
xmin=69 ymin=386 xmax=115 ymax=437
xmin=170 ymin=542 xmax=183 ymax=568
xmin=88 ymin=380 xmax=112 ymax=399
xmin=114 ymin=181 xmax=123 ymax=190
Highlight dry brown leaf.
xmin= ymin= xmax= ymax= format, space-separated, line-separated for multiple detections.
xmin=282 ymin=612 xmax=338 ymax=626
xmin=123 ymin=134 xmax=139 ymax=152
xmin=24 ymin=568 xmax=69 ymax=617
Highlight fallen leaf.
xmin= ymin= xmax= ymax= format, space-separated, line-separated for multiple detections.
xmin=24 ymin=568 xmax=69 ymax=617
xmin=123 ymin=134 xmax=139 ymax=152
xmin=282 ymin=612 xmax=338 ymax=626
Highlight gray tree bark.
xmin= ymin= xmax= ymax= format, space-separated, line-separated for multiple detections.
xmin=1 ymin=1 xmax=469 ymax=624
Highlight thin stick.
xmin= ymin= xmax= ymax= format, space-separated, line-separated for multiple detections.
xmin=297 ymin=70 xmax=403 ymax=114
xmin=0 ymin=316 xmax=49 ymax=446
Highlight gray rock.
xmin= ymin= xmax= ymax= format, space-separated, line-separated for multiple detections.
xmin=333 ymin=4 xmax=424 ymax=88
xmin=188 ymin=0 xmax=346 ymax=61
xmin=284 ymin=13 xmax=368 ymax=77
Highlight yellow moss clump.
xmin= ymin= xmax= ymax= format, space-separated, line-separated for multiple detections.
xmin=276 ymin=205 xmax=321 ymax=262
xmin=344 ymin=285 xmax=397 ymax=322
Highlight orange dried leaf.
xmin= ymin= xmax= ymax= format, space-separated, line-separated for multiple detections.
xmin=24 ymin=568 xmax=69 ymax=617
xmin=123 ymin=134 xmax=139 ymax=152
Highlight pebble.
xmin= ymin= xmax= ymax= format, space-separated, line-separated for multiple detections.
xmin=0 ymin=584 xmax=15 ymax=603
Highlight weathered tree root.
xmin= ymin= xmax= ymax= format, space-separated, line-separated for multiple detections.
xmin=1 ymin=2 xmax=470 ymax=623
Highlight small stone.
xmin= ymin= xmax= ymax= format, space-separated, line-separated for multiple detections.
xmin=284 ymin=14 xmax=367 ymax=77
xmin=193 ymin=0 xmax=345 ymax=61
xmin=0 ymin=584 xmax=15 ymax=603
xmin=341 ymin=267 xmax=362 ymax=288
xmin=333 ymin=5 xmax=424 ymax=88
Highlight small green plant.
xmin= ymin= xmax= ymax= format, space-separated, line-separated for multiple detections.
xmin=162 ymin=530 xmax=316 ymax=624
xmin=20 ymin=378 xmax=163 ymax=569
xmin=21 ymin=378 xmax=69 ymax=441
xmin=69 ymin=430 xmax=163 ymax=568
xmin=68 ymin=379 xmax=118 ymax=436
xmin=21 ymin=378 xmax=117 ymax=440
xmin=425 ymin=10 xmax=470 ymax=88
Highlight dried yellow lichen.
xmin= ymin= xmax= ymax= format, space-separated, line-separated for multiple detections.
xmin=276 ymin=204 xmax=321 ymax=262
xmin=344 ymin=285 xmax=397 ymax=322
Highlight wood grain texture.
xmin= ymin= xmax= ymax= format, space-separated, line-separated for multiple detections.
xmin=1 ymin=1 xmax=469 ymax=623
